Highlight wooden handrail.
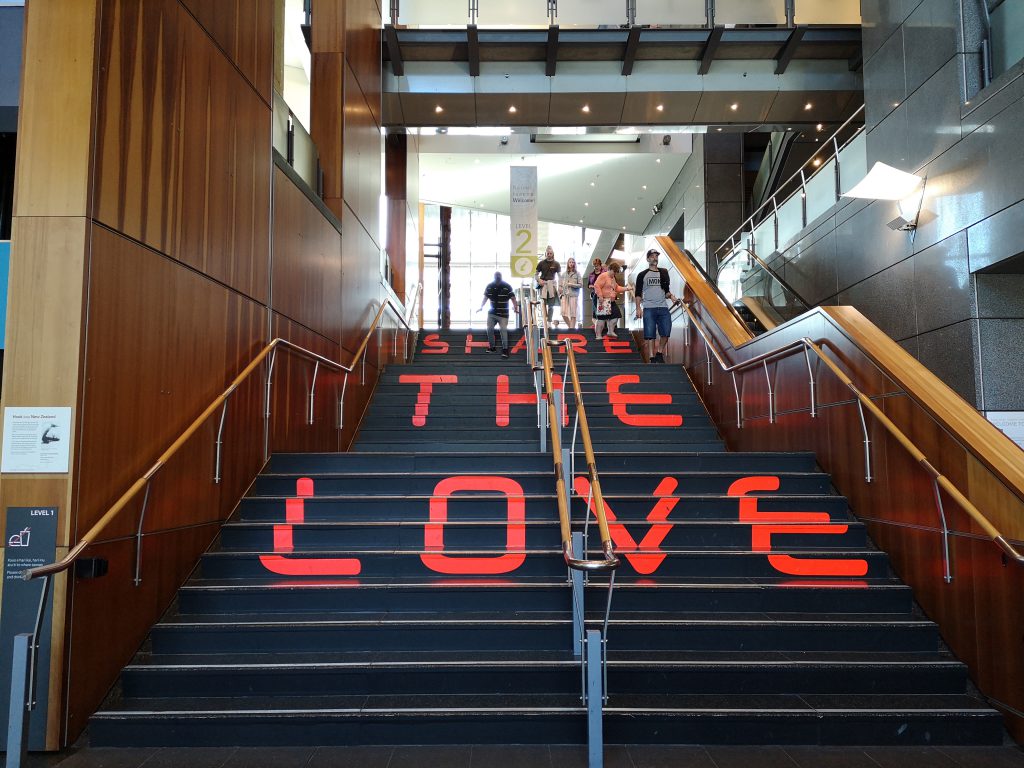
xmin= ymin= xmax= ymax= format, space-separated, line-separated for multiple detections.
xmin=682 ymin=301 xmax=1024 ymax=567
xmin=24 ymin=291 xmax=421 ymax=581
xmin=529 ymin=289 xmax=618 ymax=570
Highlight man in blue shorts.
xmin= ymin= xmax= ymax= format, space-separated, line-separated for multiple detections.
xmin=634 ymin=249 xmax=680 ymax=364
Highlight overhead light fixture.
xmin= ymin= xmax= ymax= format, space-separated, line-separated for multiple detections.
xmin=581 ymin=104 xmax=591 ymax=113
xmin=812 ymin=158 xmax=822 ymax=167
xmin=816 ymin=123 xmax=824 ymax=131
xmin=786 ymin=127 xmax=793 ymax=131
xmin=656 ymin=158 xmax=661 ymax=163
xmin=656 ymin=104 xmax=664 ymax=112
xmin=804 ymin=102 xmax=813 ymax=111
xmin=642 ymin=185 xmax=647 ymax=190
xmin=584 ymin=202 xmax=589 ymax=207
xmin=622 ymin=226 xmax=626 ymax=230
xmin=631 ymin=207 xmax=636 ymax=212
xmin=508 ymin=105 xmax=517 ymax=113
xmin=843 ymin=162 xmax=926 ymax=231
xmin=730 ymin=103 xmax=739 ymax=111
xmin=435 ymin=105 xmax=444 ymax=113
xmin=590 ymin=182 xmax=595 ymax=187
xmin=716 ymin=127 xmax=723 ymax=132
xmin=579 ymin=219 xmax=583 ymax=223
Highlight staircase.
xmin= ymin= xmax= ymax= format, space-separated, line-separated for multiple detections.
xmin=90 ymin=328 xmax=1004 ymax=747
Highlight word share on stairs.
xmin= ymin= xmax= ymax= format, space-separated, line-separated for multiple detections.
xmin=91 ymin=328 xmax=1004 ymax=747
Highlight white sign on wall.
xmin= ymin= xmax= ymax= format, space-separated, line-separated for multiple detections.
xmin=509 ymin=166 xmax=539 ymax=279
xmin=1 ymin=407 xmax=72 ymax=473
xmin=987 ymin=411 xmax=1024 ymax=451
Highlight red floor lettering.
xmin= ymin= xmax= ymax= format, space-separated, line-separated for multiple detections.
xmin=421 ymin=333 xmax=449 ymax=354
xmin=398 ymin=374 xmax=458 ymax=426
xmin=496 ymin=374 xmax=567 ymax=426
xmin=727 ymin=476 xmax=868 ymax=577
xmin=555 ymin=334 xmax=588 ymax=354
xmin=573 ymin=475 xmax=679 ymax=575
xmin=465 ymin=334 xmax=492 ymax=353
xmin=606 ymin=375 xmax=683 ymax=427
xmin=603 ymin=337 xmax=633 ymax=354
xmin=260 ymin=478 xmax=363 ymax=577
xmin=422 ymin=476 xmax=527 ymax=575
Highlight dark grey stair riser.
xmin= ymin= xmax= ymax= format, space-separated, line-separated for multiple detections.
xmin=149 ymin=621 xmax=937 ymax=655
xmin=179 ymin=584 xmax=911 ymax=615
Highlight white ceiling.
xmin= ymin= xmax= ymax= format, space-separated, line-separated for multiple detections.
xmin=419 ymin=133 xmax=691 ymax=234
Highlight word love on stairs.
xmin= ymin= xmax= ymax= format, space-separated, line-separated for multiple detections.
xmin=91 ymin=329 xmax=1003 ymax=747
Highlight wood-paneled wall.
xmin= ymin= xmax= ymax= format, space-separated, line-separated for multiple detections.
xmin=660 ymin=238 xmax=1024 ymax=741
xmin=2 ymin=0 xmax=399 ymax=748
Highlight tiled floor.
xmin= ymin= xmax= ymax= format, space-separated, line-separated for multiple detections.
xmin=11 ymin=744 xmax=1024 ymax=768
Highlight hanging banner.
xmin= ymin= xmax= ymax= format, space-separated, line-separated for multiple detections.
xmin=509 ymin=166 xmax=538 ymax=279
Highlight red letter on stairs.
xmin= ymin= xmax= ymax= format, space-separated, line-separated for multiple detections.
xmin=727 ymin=476 xmax=868 ymax=577
xmin=496 ymin=375 xmax=567 ymax=426
xmin=421 ymin=334 xmax=450 ymax=354
xmin=399 ymin=374 xmax=458 ymax=427
xmin=260 ymin=478 xmax=363 ymax=577
xmin=421 ymin=476 xmax=527 ymax=575
xmin=573 ymin=475 xmax=679 ymax=575
xmin=607 ymin=375 xmax=683 ymax=427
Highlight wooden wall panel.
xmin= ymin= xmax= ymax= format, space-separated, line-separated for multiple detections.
xmin=340 ymin=202 xmax=383 ymax=353
xmin=346 ymin=0 xmax=382 ymax=127
xmin=64 ymin=525 xmax=222 ymax=737
xmin=343 ymin=62 xmax=382 ymax=248
xmin=666 ymin=239 xmax=1024 ymax=741
xmin=271 ymin=165 xmax=344 ymax=342
xmin=12 ymin=1 xmax=97 ymax=218
xmin=93 ymin=0 xmax=271 ymax=304
xmin=178 ymin=0 xmax=275 ymax=104
xmin=77 ymin=227 xmax=266 ymax=541
xmin=312 ymin=52 xmax=345 ymax=208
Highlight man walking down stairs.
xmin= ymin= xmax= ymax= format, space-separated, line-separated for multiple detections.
xmin=88 ymin=328 xmax=1010 ymax=757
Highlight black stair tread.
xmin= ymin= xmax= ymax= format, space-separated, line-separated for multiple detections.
xmin=157 ymin=611 xmax=933 ymax=627
xmin=203 ymin=548 xmax=881 ymax=558
xmin=124 ymin=649 xmax=964 ymax=668
xmin=602 ymin=693 xmax=997 ymax=713
xmin=270 ymin=450 xmax=817 ymax=460
xmin=97 ymin=693 xmax=584 ymax=713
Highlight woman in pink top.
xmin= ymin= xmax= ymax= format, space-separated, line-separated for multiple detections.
xmin=592 ymin=262 xmax=631 ymax=339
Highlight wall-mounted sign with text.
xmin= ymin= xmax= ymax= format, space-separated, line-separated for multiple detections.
xmin=1 ymin=407 xmax=72 ymax=473
xmin=509 ymin=166 xmax=538 ymax=279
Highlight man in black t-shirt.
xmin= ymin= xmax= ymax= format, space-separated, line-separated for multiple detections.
xmin=478 ymin=271 xmax=520 ymax=358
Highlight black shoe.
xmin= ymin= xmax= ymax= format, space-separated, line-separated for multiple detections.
xmin=653 ymin=353 xmax=665 ymax=364
xmin=501 ymin=349 xmax=510 ymax=358
xmin=485 ymin=346 xmax=496 ymax=353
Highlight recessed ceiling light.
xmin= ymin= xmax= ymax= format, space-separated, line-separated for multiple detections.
xmin=582 ymin=104 xmax=591 ymax=113
xmin=656 ymin=104 xmax=664 ymax=112
xmin=631 ymin=207 xmax=636 ymax=212
xmin=590 ymin=182 xmax=595 ymax=187
xmin=435 ymin=105 xmax=444 ymax=113
xmin=804 ymin=102 xmax=813 ymax=111
xmin=579 ymin=219 xmax=583 ymax=223
xmin=816 ymin=123 xmax=824 ymax=131
xmin=812 ymin=157 xmax=822 ymax=167
xmin=730 ymin=103 xmax=739 ymax=111
xmin=621 ymin=226 xmax=626 ymax=230
xmin=508 ymin=105 xmax=517 ymax=113
xmin=656 ymin=158 xmax=661 ymax=163
xmin=584 ymin=202 xmax=589 ymax=206
xmin=642 ymin=185 xmax=647 ymax=190
xmin=716 ymin=127 xmax=723 ymax=132
xmin=786 ymin=127 xmax=793 ymax=131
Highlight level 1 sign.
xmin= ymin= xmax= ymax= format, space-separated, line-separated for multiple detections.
xmin=0 ymin=506 xmax=58 ymax=750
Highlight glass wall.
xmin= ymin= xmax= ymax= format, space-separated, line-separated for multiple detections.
xmin=421 ymin=204 xmax=592 ymax=328
xmin=990 ymin=0 xmax=1024 ymax=82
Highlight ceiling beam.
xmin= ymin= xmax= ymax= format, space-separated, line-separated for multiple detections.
xmin=698 ymin=26 xmax=724 ymax=76
xmin=385 ymin=24 xmax=404 ymax=77
xmin=621 ymin=26 xmax=641 ymax=76
xmin=546 ymin=25 xmax=559 ymax=77
xmin=774 ymin=27 xmax=805 ymax=75
xmin=467 ymin=24 xmax=480 ymax=77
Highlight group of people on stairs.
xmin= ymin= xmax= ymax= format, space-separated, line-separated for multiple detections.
xmin=479 ymin=245 xmax=680 ymax=364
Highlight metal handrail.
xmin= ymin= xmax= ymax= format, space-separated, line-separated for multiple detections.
xmin=526 ymin=285 xmax=618 ymax=571
xmin=23 ymin=289 xmax=422 ymax=583
xmin=716 ymin=103 xmax=866 ymax=267
xmin=682 ymin=302 xmax=1024 ymax=569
